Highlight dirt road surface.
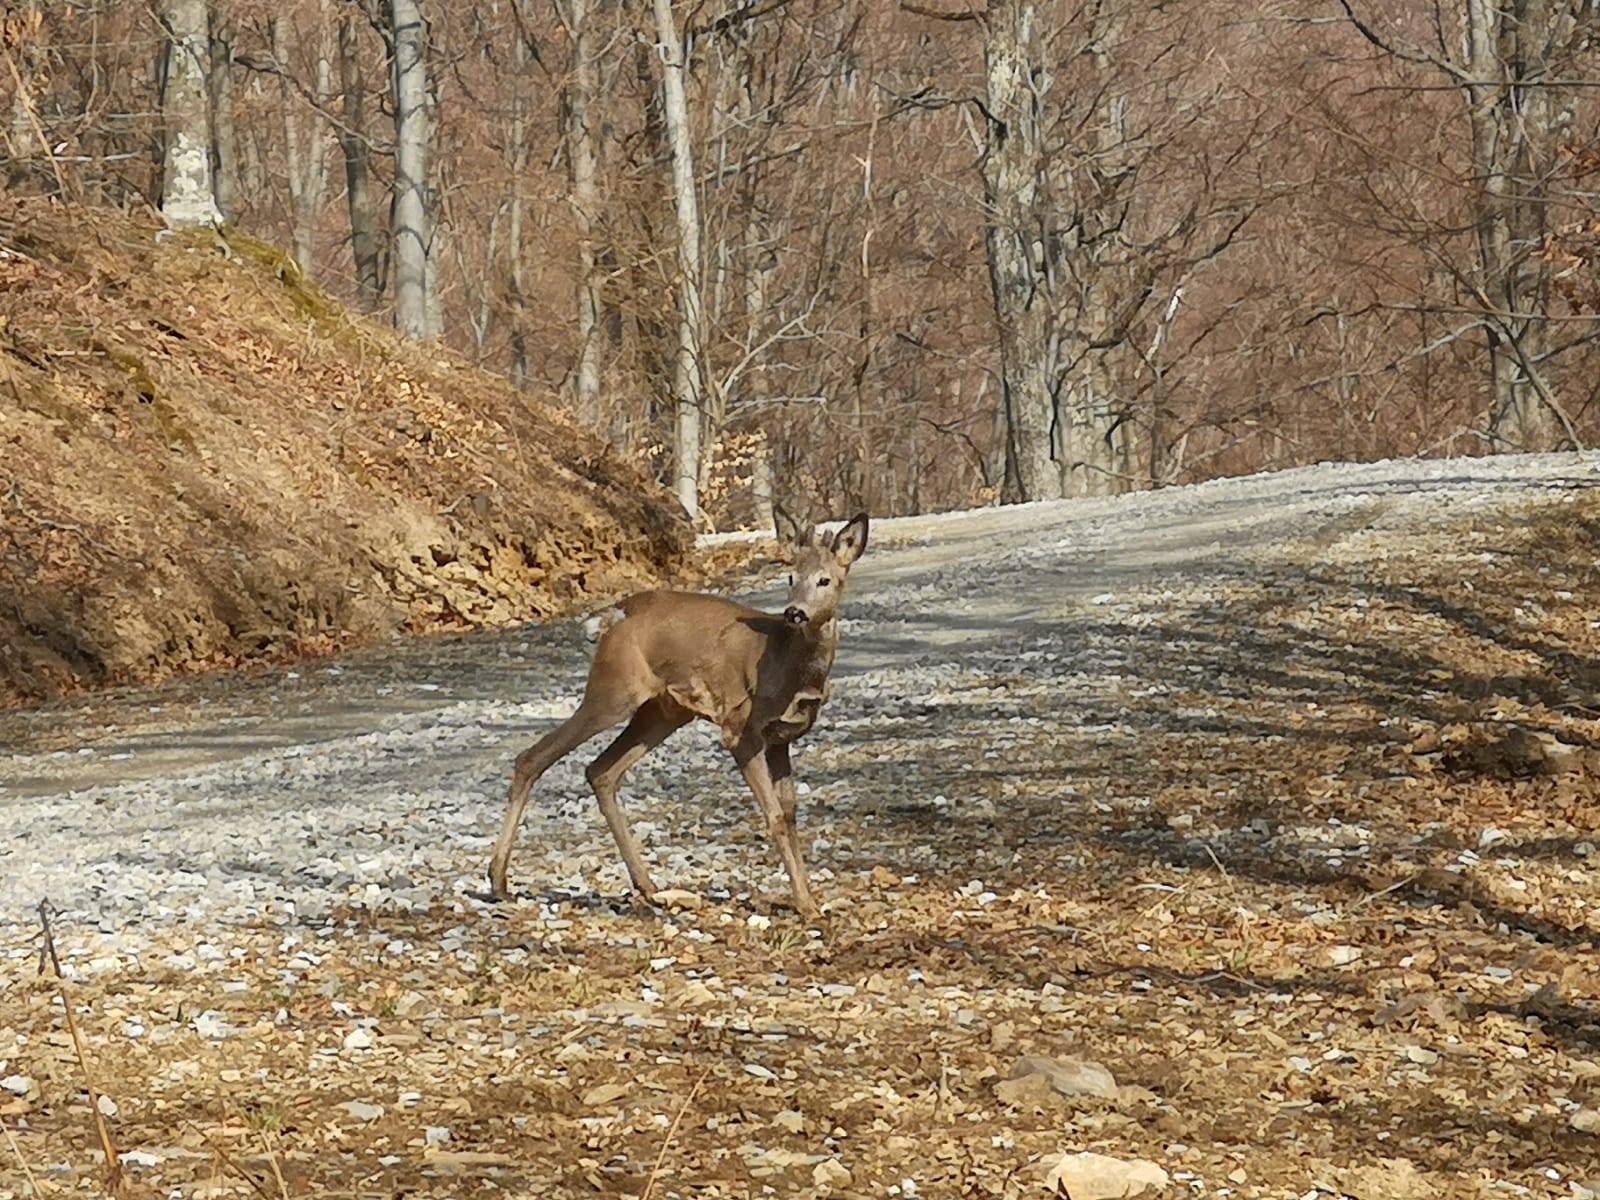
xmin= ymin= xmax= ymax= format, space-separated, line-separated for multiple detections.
xmin=4 ymin=453 xmax=1599 ymax=1199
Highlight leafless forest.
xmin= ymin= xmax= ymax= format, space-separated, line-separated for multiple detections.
xmin=7 ymin=0 xmax=1600 ymax=526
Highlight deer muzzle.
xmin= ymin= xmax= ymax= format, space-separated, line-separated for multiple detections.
xmin=783 ymin=606 xmax=807 ymax=626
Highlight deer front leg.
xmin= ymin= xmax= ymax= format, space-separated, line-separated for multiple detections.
xmin=765 ymin=741 xmax=800 ymax=842
xmin=735 ymin=737 xmax=818 ymax=918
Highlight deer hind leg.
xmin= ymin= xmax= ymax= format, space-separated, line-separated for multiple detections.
xmin=585 ymin=698 xmax=690 ymax=901
xmin=487 ymin=695 xmax=637 ymax=898
xmin=735 ymin=738 xmax=818 ymax=918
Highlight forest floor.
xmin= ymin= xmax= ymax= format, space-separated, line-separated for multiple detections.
xmin=3 ymin=453 xmax=1600 ymax=1199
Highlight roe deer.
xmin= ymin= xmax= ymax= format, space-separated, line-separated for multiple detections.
xmin=487 ymin=512 xmax=869 ymax=916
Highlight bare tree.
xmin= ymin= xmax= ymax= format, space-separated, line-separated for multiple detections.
xmin=207 ymin=6 xmax=239 ymax=223
xmin=546 ymin=0 xmax=601 ymax=421
xmin=979 ymin=0 xmax=1060 ymax=500
xmin=27 ymin=0 xmax=1599 ymax=514
xmin=390 ymin=0 xmax=438 ymax=339
xmin=971 ymin=0 xmax=1256 ymax=497
xmin=1460 ymin=0 xmax=1586 ymax=449
xmin=1339 ymin=0 xmax=1595 ymax=450
xmin=272 ymin=7 xmax=333 ymax=272
xmin=157 ymin=0 xmax=222 ymax=227
xmin=337 ymin=11 xmax=384 ymax=303
xmin=652 ymin=0 xmax=707 ymax=518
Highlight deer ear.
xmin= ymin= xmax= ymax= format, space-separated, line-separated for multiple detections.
xmin=832 ymin=512 xmax=869 ymax=566
xmin=773 ymin=502 xmax=812 ymax=549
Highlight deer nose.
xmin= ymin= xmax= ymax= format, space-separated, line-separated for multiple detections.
xmin=784 ymin=606 xmax=807 ymax=625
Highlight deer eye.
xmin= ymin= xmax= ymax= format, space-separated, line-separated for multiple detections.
xmin=818 ymin=578 xmax=831 ymax=587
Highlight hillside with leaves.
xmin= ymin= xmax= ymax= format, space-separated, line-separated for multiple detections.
xmin=0 ymin=198 xmax=689 ymax=706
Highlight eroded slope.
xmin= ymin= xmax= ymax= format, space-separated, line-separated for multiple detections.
xmin=0 ymin=199 xmax=687 ymax=705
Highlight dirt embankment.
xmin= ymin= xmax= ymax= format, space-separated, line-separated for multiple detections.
xmin=0 ymin=198 xmax=689 ymax=707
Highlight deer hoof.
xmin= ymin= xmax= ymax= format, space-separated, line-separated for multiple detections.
xmin=485 ymin=867 xmax=512 ymax=901
xmin=761 ymin=893 xmax=821 ymax=921
xmin=623 ymin=891 xmax=660 ymax=917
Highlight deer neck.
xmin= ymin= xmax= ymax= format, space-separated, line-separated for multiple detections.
xmin=787 ymin=615 xmax=838 ymax=684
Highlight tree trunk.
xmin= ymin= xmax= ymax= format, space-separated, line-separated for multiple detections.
xmin=1060 ymin=348 xmax=1121 ymax=497
xmin=390 ymin=0 xmax=438 ymax=339
xmin=624 ymin=36 xmax=673 ymax=456
xmin=505 ymin=12 xmax=531 ymax=385
xmin=1145 ymin=286 xmax=1181 ymax=486
xmin=566 ymin=0 xmax=604 ymax=424
xmin=1466 ymin=0 xmax=1564 ymax=450
xmin=425 ymin=210 xmax=445 ymax=337
xmin=6 ymin=2 xmax=38 ymax=180
xmin=744 ymin=225 xmax=777 ymax=525
xmin=273 ymin=11 xmax=332 ymax=273
xmin=981 ymin=0 xmax=1061 ymax=502
xmin=158 ymin=0 xmax=222 ymax=226
xmin=853 ymin=101 xmax=880 ymax=514
xmin=752 ymin=449 xmax=775 ymax=530
xmin=652 ymin=0 xmax=706 ymax=519
xmin=338 ymin=13 xmax=383 ymax=304
xmin=206 ymin=8 xmax=238 ymax=223
xmin=1056 ymin=18 xmax=1129 ymax=498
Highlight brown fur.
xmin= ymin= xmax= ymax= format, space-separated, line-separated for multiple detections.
xmin=487 ymin=513 xmax=869 ymax=915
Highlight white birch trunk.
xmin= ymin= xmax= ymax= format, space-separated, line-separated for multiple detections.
xmin=566 ymin=0 xmax=604 ymax=424
xmin=158 ymin=0 xmax=223 ymax=227
xmin=390 ymin=0 xmax=438 ymax=340
xmin=652 ymin=0 xmax=706 ymax=519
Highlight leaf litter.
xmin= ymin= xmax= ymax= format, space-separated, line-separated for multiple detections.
xmin=2 ymin=458 xmax=1600 ymax=1198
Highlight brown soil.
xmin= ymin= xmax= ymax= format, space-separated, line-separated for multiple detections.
xmin=0 ymin=198 xmax=689 ymax=708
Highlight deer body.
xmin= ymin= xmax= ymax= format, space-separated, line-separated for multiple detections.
xmin=601 ymin=591 xmax=836 ymax=746
xmin=487 ymin=514 xmax=868 ymax=916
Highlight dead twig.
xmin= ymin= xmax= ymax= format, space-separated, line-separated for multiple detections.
xmin=2 ymin=1119 xmax=45 ymax=1197
xmin=35 ymin=899 xmax=62 ymax=978
xmin=1202 ymin=842 xmax=1235 ymax=891
xmin=182 ymin=1121 xmax=278 ymax=1200
xmin=37 ymin=901 xmax=122 ymax=1196
xmin=1347 ymin=870 xmax=1422 ymax=913
xmin=639 ymin=1068 xmax=709 ymax=1200
xmin=260 ymin=1127 xmax=291 ymax=1200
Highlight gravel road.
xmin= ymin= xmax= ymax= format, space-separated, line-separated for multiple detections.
xmin=4 ymin=452 xmax=1595 ymax=944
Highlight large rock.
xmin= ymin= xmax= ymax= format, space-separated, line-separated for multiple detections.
xmin=996 ymin=1055 xmax=1120 ymax=1107
xmin=1045 ymin=1152 xmax=1169 ymax=1198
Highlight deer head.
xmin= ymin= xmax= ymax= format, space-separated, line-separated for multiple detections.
xmin=778 ymin=512 xmax=869 ymax=629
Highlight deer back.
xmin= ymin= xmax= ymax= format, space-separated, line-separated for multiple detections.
xmin=605 ymin=590 xmax=835 ymax=743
